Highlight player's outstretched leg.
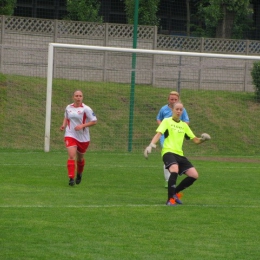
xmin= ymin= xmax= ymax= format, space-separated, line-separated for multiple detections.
xmin=173 ymin=193 xmax=183 ymax=204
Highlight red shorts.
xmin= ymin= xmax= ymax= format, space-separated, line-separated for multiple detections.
xmin=64 ymin=137 xmax=90 ymax=154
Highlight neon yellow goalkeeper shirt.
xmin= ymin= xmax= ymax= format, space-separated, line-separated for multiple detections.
xmin=156 ymin=117 xmax=195 ymax=156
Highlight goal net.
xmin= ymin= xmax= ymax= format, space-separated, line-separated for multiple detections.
xmin=1 ymin=43 xmax=260 ymax=157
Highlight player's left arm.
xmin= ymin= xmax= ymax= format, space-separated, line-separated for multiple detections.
xmin=75 ymin=120 xmax=97 ymax=131
xmin=85 ymin=107 xmax=98 ymax=127
xmin=82 ymin=120 xmax=97 ymax=128
xmin=192 ymin=133 xmax=211 ymax=144
xmin=75 ymin=108 xmax=97 ymax=131
xmin=184 ymin=124 xmax=211 ymax=144
xmin=192 ymin=137 xmax=203 ymax=144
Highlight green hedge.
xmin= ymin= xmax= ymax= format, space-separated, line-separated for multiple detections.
xmin=251 ymin=61 xmax=260 ymax=102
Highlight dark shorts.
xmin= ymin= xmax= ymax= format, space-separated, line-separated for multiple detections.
xmin=163 ymin=152 xmax=194 ymax=175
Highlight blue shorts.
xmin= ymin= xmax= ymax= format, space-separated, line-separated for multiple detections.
xmin=162 ymin=152 xmax=193 ymax=175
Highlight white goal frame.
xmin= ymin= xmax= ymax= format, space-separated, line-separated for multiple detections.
xmin=45 ymin=43 xmax=260 ymax=152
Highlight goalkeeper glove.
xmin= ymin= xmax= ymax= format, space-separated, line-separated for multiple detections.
xmin=144 ymin=143 xmax=156 ymax=159
xmin=201 ymin=133 xmax=211 ymax=141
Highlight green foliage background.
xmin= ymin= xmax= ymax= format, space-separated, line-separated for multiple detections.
xmin=194 ymin=0 xmax=252 ymax=38
xmin=65 ymin=0 xmax=102 ymax=22
xmin=0 ymin=0 xmax=16 ymax=15
xmin=251 ymin=61 xmax=260 ymax=101
xmin=125 ymin=0 xmax=160 ymax=26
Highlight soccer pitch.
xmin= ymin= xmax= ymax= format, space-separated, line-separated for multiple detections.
xmin=1 ymin=150 xmax=260 ymax=259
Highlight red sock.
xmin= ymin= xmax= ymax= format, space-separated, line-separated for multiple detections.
xmin=77 ymin=159 xmax=85 ymax=175
xmin=67 ymin=159 xmax=75 ymax=179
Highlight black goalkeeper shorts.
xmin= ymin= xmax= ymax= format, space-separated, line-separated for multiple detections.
xmin=163 ymin=152 xmax=194 ymax=175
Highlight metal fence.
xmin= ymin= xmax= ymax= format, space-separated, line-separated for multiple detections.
xmin=0 ymin=15 xmax=260 ymax=92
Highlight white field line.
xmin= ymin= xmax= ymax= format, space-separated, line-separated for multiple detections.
xmin=0 ymin=151 xmax=259 ymax=159
xmin=0 ymin=163 xmax=259 ymax=169
xmin=1 ymin=204 xmax=259 ymax=208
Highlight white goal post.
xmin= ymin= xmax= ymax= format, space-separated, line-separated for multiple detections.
xmin=45 ymin=43 xmax=260 ymax=152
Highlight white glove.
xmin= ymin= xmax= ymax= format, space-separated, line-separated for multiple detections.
xmin=201 ymin=133 xmax=211 ymax=141
xmin=144 ymin=143 xmax=156 ymax=159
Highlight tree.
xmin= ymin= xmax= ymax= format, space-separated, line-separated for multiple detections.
xmin=186 ymin=0 xmax=191 ymax=36
xmin=0 ymin=0 xmax=16 ymax=15
xmin=193 ymin=0 xmax=252 ymax=39
xmin=125 ymin=0 xmax=160 ymax=26
xmin=250 ymin=0 xmax=260 ymax=40
xmin=65 ymin=0 xmax=102 ymax=22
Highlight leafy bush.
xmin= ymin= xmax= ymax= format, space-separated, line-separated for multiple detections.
xmin=65 ymin=0 xmax=102 ymax=22
xmin=251 ymin=61 xmax=260 ymax=102
xmin=0 ymin=0 xmax=16 ymax=15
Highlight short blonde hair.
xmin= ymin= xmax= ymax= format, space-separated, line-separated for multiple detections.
xmin=169 ymin=91 xmax=179 ymax=97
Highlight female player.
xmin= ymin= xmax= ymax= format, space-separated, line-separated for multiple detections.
xmin=156 ymin=91 xmax=190 ymax=187
xmin=60 ymin=90 xmax=97 ymax=186
xmin=144 ymin=102 xmax=210 ymax=206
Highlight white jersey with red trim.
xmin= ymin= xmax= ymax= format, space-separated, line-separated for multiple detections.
xmin=64 ymin=103 xmax=97 ymax=142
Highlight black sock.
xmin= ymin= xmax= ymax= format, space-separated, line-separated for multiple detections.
xmin=175 ymin=176 xmax=197 ymax=194
xmin=168 ymin=172 xmax=178 ymax=199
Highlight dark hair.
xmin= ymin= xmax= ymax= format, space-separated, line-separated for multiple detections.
xmin=73 ymin=90 xmax=83 ymax=96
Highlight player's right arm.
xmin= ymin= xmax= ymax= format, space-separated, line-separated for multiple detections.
xmin=60 ymin=117 xmax=67 ymax=131
xmin=144 ymin=132 xmax=162 ymax=158
xmin=151 ymin=132 xmax=162 ymax=145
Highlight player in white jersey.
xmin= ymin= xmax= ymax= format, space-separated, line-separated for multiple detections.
xmin=60 ymin=90 xmax=97 ymax=186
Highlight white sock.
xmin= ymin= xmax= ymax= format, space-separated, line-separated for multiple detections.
xmin=163 ymin=165 xmax=170 ymax=181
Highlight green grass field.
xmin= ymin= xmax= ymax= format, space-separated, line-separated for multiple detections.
xmin=1 ymin=74 xmax=260 ymax=155
xmin=1 ymin=150 xmax=260 ymax=259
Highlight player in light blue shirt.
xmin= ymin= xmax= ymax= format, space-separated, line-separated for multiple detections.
xmin=156 ymin=91 xmax=190 ymax=187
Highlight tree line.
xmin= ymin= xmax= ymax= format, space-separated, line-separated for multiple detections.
xmin=0 ymin=0 xmax=258 ymax=39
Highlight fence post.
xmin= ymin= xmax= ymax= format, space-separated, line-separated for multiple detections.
xmin=177 ymin=48 xmax=182 ymax=93
xmin=102 ymin=23 xmax=109 ymax=82
xmin=0 ymin=16 xmax=5 ymax=73
xmin=151 ymin=26 xmax=157 ymax=85
xmin=198 ymin=37 xmax=204 ymax=90
xmin=243 ymin=40 xmax=250 ymax=92
xmin=53 ymin=19 xmax=58 ymax=78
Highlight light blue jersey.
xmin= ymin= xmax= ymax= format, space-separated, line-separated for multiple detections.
xmin=156 ymin=104 xmax=189 ymax=146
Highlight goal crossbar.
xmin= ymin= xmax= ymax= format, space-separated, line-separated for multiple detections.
xmin=45 ymin=43 xmax=260 ymax=152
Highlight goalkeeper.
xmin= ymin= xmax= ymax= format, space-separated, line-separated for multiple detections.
xmin=156 ymin=90 xmax=190 ymax=188
xmin=144 ymin=102 xmax=211 ymax=206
